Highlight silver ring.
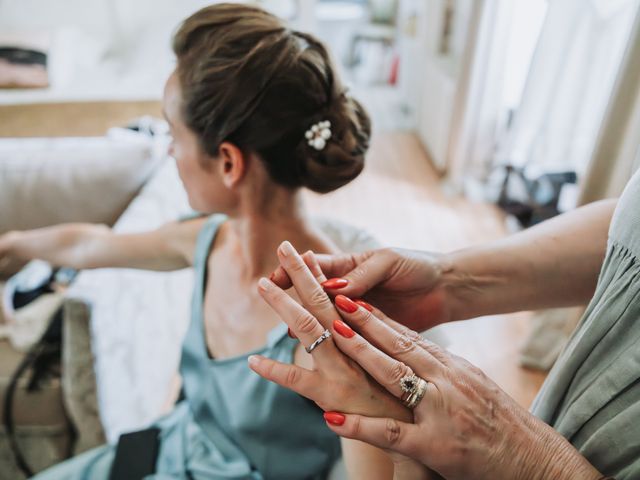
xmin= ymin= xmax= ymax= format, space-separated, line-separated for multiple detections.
xmin=305 ymin=329 xmax=332 ymax=354
xmin=400 ymin=373 xmax=429 ymax=409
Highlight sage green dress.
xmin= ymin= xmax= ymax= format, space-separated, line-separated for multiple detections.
xmin=531 ymin=170 xmax=640 ymax=479
xmin=32 ymin=214 xmax=340 ymax=479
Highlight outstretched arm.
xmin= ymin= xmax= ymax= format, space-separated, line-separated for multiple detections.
xmin=0 ymin=217 xmax=206 ymax=272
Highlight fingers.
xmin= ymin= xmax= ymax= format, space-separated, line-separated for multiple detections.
xmin=357 ymin=301 xmax=407 ymax=336
xmin=314 ymin=252 xmax=362 ymax=281
xmin=334 ymin=297 xmax=445 ymax=381
xmin=325 ymin=413 xmax=423 ymax=460
xmin=257 ymin=277 xmax=338 ymax=362
xmin=276 ymin=242 xmax=337 ymax=330
xmin=248 ymin=355 xmax=321 ymax=399
xmin=333 ymin=323 xmax=416 ymax=398
xmin=302 ymin=250 xmax=327 ymax=283
xmin=270 ymin=250 xmax=369 ymax=292
xmin=319 ymin=250 xmax=392 ymax=299
xmin=270 ymin=250 xmax=329 ymax=289
xmin=270 ymin=265 xmax=290 ymax=289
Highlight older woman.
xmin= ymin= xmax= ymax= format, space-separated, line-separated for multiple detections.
xmin=249 ymin=170 xmax=640 ymax=478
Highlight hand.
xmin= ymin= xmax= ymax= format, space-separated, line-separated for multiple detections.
xmin=251 ymin=241 xmax=410 ymax=422
xmin=308 ymin=297 xmax=603 ymax=480
xmin=251 ymin=242 xmax=438 ymax=479
xmin=0 ymin=231 xmax=22 ymax=274
xmin=271 ymin=247 xmax=450 ymax=331
xmin=258 ymin=248 xmax=602 ymax=480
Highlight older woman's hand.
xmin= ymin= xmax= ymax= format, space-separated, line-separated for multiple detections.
xmin=270 ymin=247 xmax=450 ymax=331
xmin=254 ymin=245 xmax=604 ymax=480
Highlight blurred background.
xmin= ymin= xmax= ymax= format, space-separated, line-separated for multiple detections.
xmin=1 ymin=0 xmax=640 ymax=477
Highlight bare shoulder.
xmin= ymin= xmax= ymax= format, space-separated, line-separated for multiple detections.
xmin=158 ymin=216 xmax=208 ymax=266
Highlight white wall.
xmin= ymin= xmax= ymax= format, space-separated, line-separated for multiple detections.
xmin=396 ymin=0 xmax=474 ymax=171
xmin=0 ymin=0 xmax=305 ymax=104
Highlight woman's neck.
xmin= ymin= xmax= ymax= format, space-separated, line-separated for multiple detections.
xmin=221 ymin=187 xmax=336 ymax=281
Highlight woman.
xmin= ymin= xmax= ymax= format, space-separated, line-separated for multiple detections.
xmin=0 ymin=4 xmax=416 ymax=479
xmin=251 ymin=172 xmax=639 ymax=478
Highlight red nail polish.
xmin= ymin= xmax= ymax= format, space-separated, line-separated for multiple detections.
xmin=335 ymin=295 xmax=358 ymax=313
xmin=354 ymin=299 xmax=373 ymax=312
xmin=324 ymin=411 xmax=346 ymax=426
xmin=321 ymin=278 xmax=349 ymax=290
xmin=287 ymin=328 xmax=297 ymax=339
xmin=333 ymin=319 xmax=355 ymax=338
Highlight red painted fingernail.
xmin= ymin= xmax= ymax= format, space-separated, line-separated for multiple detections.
xmin=324 ymin=411 xmax=346 ymax=426
xmin=333 ymin=319 xmax=355 ymax=338
xmin=287 ymin=328 xmax=297 ymax=339
xmin=334 ymin=294 xmax=358 ymax=313
xmin=321 ymin=278 xmax=349 ymax=290
xmin=354 ymin=299 xmax=373 ymax=312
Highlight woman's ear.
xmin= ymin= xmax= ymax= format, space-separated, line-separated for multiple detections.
xmin=217 ymin=141 xmax=246 ymax=188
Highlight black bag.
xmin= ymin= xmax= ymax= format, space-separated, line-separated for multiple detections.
xmin=108 ymin=427 xmax=161 ymax=480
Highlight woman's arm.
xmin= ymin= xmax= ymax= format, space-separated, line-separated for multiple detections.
xmin=444 ymin=199 xmax=616 ymax=321
xmin=270 ymin=198 xmax=616 ymax=331
xmin=0 ymin=217 xmax=206 ymax=271
xmin=340 ymin=440 xmax=394 ymax=480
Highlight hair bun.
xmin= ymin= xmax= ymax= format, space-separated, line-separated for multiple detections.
xmin=297 ymin=96 xmax=371 ymax=193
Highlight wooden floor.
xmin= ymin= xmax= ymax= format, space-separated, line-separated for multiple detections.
xmin=1 ymin=101 xmax=547 ymax=408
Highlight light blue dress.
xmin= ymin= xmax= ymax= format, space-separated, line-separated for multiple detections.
xmin=33 ymin=214 xmax=340 ymax=479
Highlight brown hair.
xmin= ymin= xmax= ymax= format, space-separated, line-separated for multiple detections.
xmin=172 ymin=3 xmax=371 ymax=193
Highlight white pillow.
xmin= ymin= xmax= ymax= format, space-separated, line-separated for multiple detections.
xmin=0 ymin=132 xmax=160 ymax=234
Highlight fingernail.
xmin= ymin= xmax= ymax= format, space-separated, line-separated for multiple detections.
xmin=258 ymin=277 xmax=272 ymax=291
xmin=322 ymin=278 xmax=349 ymax=290
xmin=287 ymin=328 xmax=297 ymax=339
xmin=335 ymin=295 xmax=358 ymax=313
xmin=278 ymin=241 xmax=295 ymax=257
xmin=354 ymin=299 xmax=373 ymax=312
xmin=248 ymin=355 xmax=261 ymax=367
xmin=324 ymin=412 xmax=346 ymax=426
xmin=333 ymin=319 xmax=355 ymax=338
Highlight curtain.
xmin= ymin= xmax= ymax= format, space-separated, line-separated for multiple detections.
xmin=495 ymin=0 xmax=640 ymax=176
xmin=446 ymin=0 xmax=514 ymax=185
xmin=579 ymin=6 xmax=640 ymax=203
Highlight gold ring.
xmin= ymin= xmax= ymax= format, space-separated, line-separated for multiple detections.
xmin=400 ymin=373 xmax=428 ymax=409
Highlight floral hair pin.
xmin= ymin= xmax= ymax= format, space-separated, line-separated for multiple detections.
xmin=305 ymin=120 xmax=332 ymax=151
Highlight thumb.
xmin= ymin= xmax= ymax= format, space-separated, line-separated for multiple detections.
xmin=319 ymin=249 xmax=393 ymax=299
xmin=324 ymin=412 xmax=422 ymax=459
xmin=271 ymin=250 xmax=367 ymax=290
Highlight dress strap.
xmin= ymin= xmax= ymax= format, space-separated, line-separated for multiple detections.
xmin=193 ymin=214 xmax=227 ymax=270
